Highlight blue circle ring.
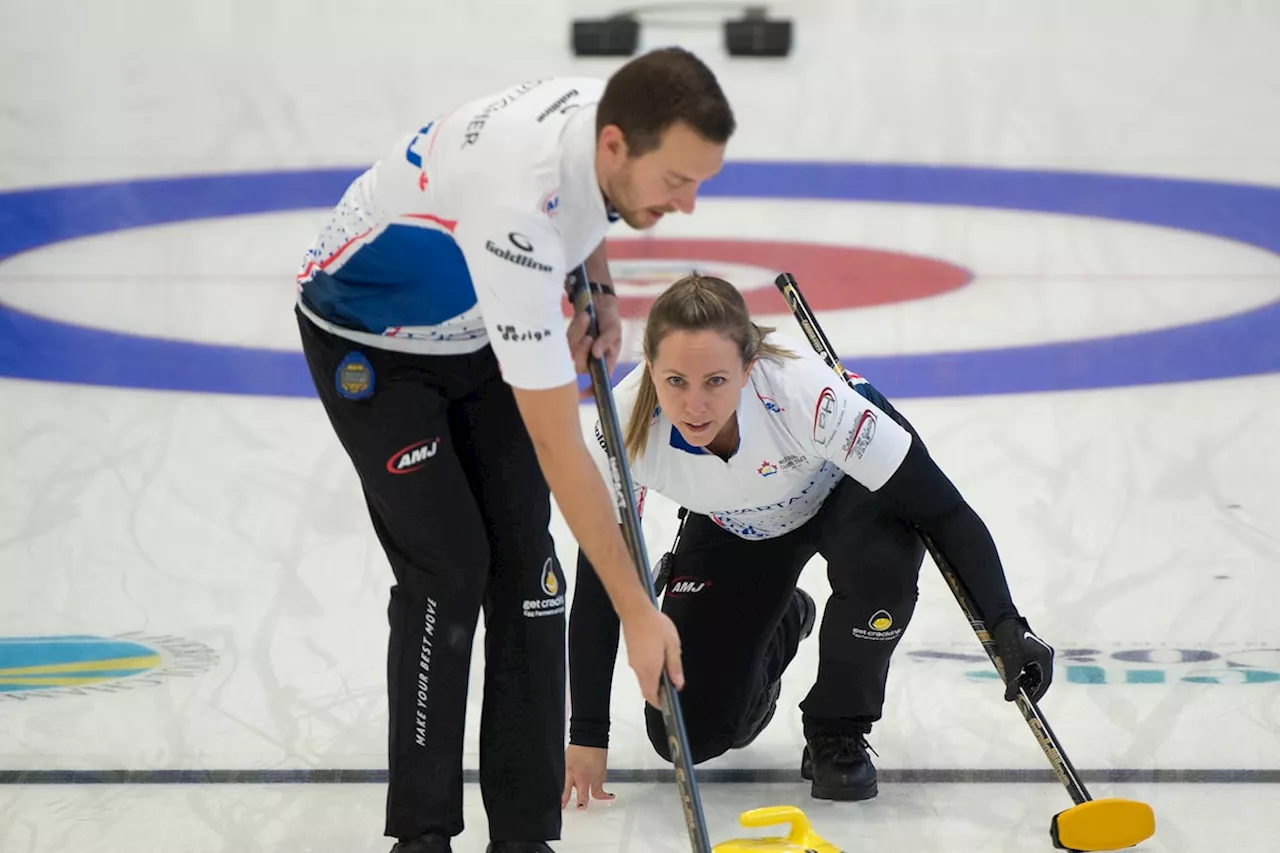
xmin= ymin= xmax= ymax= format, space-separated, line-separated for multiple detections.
xmin=1 ymin=163 xmax=1278 ymax=399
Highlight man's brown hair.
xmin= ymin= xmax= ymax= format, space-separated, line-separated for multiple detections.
xmin=597 ymin=47 xmax=736 ymax=157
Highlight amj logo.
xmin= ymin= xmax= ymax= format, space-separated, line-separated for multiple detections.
xmin=387 ymin=438 xmax=440 ymax=474
xmin=0 ymin=634 xmax=218 ymax=701
xmin=666 ymin=577 xmax=711 ymax=596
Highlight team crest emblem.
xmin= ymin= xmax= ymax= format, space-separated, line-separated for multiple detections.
xmin=335 ymin=351 xmax=375 ymax=400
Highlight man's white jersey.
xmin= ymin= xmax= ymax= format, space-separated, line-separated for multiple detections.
xmin=587 ymin=333 xmax=915 ymax=541
xmin=296 ymin=78 xmax=616 ymax=391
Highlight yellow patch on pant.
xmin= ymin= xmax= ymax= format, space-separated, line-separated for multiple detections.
xmin=541 ymin=558 xmax=559 ymax=596
xmin=869 ymin=610 xmax=893 ymax=631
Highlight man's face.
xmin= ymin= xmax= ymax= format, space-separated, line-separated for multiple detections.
xmin=598 ymin=121 xmax=726 ymax=230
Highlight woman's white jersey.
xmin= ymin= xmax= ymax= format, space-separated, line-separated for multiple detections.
xmin=588 ymin=333 xmax=914 ymax=540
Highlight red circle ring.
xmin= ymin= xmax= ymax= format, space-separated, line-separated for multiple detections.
xmin=562 ymin=238 xmax=972 ymax=316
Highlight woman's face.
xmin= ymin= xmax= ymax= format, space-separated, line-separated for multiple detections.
xmin=648 ymin=329 xmax=753 ymax=450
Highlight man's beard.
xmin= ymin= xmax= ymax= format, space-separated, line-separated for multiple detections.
xmin=603 ymin=171 xmax=649 ymax=230
xmin=616 ymin=205 xmax=655 ymax=229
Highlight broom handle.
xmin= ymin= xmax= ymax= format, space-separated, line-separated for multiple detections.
xmin=567 ymin=266 xmax=713 ymax=851
xmin=772 ymin=271 xmax=1092 ymax=806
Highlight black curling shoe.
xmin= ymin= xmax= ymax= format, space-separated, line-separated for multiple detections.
xmin=391 ymin=833 xmax=452 ymax=853
xmin=800 ymin=731 xmax=878 ymax=801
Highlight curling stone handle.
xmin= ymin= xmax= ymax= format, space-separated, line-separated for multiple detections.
xmin=737 ymin=806 xmax=811 ymax=844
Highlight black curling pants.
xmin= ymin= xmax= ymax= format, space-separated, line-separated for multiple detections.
xmin=298 ymin=308 xmax=566 ymax=843
xmin=645 ymin=475 xmax=926 ymax=763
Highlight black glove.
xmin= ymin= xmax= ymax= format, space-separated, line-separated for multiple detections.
xmin=992 ymin=616 xmax=1054 ymax=702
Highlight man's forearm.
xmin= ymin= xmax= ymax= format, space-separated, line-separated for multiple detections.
xmin=511 ymin=381 xmax=649 ymax=620
xmin=539 ymin=438 xmax=650 ymax=619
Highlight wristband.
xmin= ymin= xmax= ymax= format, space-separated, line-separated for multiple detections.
xmin=588 ymin=281 xmax=616 ymax=297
